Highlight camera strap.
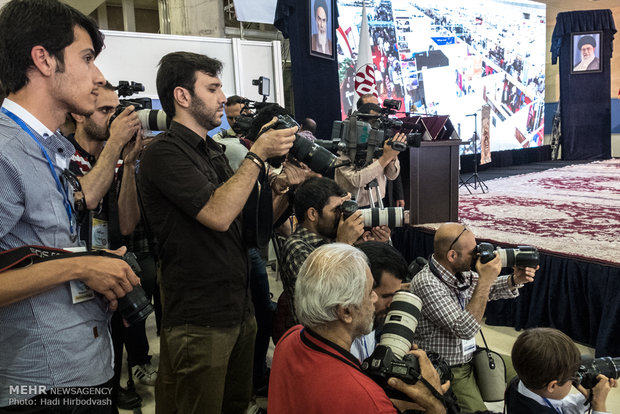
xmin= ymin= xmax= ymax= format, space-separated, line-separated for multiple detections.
xmin=0 ymin=245 xmax=123 ymax=273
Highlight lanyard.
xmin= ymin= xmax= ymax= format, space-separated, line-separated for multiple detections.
xmin=1 ymin=107 xmax=76 ymax=237
xmin=543 ymin=397 xmax=563 ymax=414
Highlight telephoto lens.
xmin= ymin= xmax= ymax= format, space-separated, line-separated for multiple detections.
xmin=118 ymin=253 xmax=154 ymax=326
xmin=576 ymin=357 xmax=620 ymax=389
xmin=476 ymin=242 xmax=539 ymax=268
xmin=359 ymin=207 xmax=405 ymax=229
xmin=137 ymin=109 xmax=171 ymax=131
xmin=377 ymin=290 xmax=423 ymax=358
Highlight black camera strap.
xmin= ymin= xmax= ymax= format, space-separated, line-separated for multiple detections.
xmin=0 ymin=245 xmax=123 ymax=273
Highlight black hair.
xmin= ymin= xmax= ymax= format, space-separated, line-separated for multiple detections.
xmin=300 ymin=118 xmax=317 ymax=134
xmin=357 ymin=241 xmax=408 ymax=286
xmin=156 ymin=51 xmax=223 ymax=118
xmin=245 ymin=103 xmax=291 ymax=142
xmin=103 ymin=80 xmax=115 ymax=92
xmin=356 ymin=93 xmax=377 ymax=109
xmin=226 ymin=95 xmax=246 ymax=107
xmin=294 ymin=177 xmax=345 ymax=225
xmin=314 ymin=0 xmax=328 ymax=18
xmin=0 ymin=0 xmax=104 ymax=94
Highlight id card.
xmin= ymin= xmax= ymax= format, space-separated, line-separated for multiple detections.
xmin=64 ymin=246 xmax=96 ymax=304
xmin=462 ymin=337 xmax=476 ymax=357
xmin=91 ymin=214 xmax=109 ymax=250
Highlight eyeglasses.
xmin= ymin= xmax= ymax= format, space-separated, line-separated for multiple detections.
xmin=448 ymin=226 xmax=469 ymax=252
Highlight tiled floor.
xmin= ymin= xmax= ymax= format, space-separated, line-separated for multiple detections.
xmin=120 ymin=263 xmax=620 ymax=414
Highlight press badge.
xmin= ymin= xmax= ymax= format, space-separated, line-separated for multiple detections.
xmin=462 ymin=337 xmax=476 ymax=357
xmin=91 ymin=215 xmax=109 ymax=250
xmin=64 ymin=246 xmax=96 ymax=304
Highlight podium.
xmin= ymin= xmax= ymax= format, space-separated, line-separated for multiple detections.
xmin=400 ymin=140 xmax=461 ymax=225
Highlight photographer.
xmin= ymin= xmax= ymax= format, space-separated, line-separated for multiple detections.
xmin=409 ymin=223 xmax=538 ymax=413
xmin=0 ymin=1 xmax=140 ymax=411
xmin=269 ymin=243 xmax=449 ymax=414
xmin=507 ymin=327 xmax=617 ymax=414
xmin=137 ymin=51 xmax=295 ymax=414
xmin=67 ymin=81 xmax=157 ymax=408
xmin=334 ymin=105 xmax=406 ymax=207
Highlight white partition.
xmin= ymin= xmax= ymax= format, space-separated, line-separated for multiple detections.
xmin=96 ymin=30 xmax=283 ymax=104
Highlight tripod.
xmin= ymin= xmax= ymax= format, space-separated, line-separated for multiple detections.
xmin=356 ymin=178 xmax=384 ymax=208
xmin=460 ymin=111 xmax=488 ymax=194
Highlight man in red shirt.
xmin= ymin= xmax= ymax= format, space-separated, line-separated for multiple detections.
xmin=268 ymin=243 xmax=449 ymax=414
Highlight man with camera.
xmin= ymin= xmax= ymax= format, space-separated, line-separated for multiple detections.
xmin=409 ymin=222 xmax=538 ymax=413
xmin=137 ymin=51 xmax=296 ymax=414
xmin=67 ymin=81 xmax=159 ymax=408
xmin=274 ymin=177 xmax=394 ymax=342
xmin=269 ymin=243 xmax=449 ymax=414
xmin=0 ymin=1 xmax=141 ymax=411
xmin=334 ymin=106 xmax=406 ymax=208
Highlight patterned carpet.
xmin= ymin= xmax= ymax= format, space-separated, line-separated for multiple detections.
xmin=418 ymin=159 xmax=620 ymax=266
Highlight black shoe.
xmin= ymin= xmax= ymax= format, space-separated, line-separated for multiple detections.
xmin=117 ymin=386 xmax=142 ymax=410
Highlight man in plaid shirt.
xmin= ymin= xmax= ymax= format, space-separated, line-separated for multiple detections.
xmin=410 ymin=223 xmax=538 ymax=413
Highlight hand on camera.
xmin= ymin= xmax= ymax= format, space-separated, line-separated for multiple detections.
xmin=361 ymin=225 xmax=391 ymax=243
xmin=122 ymin=128 xmax=144 ymax=165
xmin=588 ymin=374 xmax=618 ymax=412
xmin=512 ymin=265 xmax=538 ymax=285
xmin=388 ymin=346 xmax=449 ymax=414
xmin=109 ymin=106 xmax=141 ymax=148
xmin=381 ymin=132 xmax=406 ymax=163
xmin=251 ymin=116 xmax=296 ymax=160
xmin=475 ymin=254 xmax=502 ymax=286
xmin=336 ymin=210 xmax=365 ymax=245
xmin=78 ymin=246 xmax=141 ymax=311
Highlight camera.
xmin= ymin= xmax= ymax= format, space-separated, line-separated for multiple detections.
xmin=474 ymin=242 xmax=539 ymax=268
xmin=575 ymin=356 xmax=620 ymax=389
xmin=340 ymin=199 xmax=406 ymax=228
xmin=266 ymin=114 xmax=338 ymax=175
xmin=109 ymin=80 xmax=171 ymax=132
xmin=361 ymin=291 xmax=451 ymax=398
xmin=117 ymin=252 xmax=154 ymax=326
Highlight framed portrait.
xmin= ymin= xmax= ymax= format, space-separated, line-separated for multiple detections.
xmin=571 ymin=31 xmax=602 ymax=74
xmin=309 ymin=0 xmax=335 ymax=60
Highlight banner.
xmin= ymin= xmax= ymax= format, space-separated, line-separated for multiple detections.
xmin=353 ymin=3 xmax=377 ymax=108
xmin=480 ymin=105 xmax=492 ymax=165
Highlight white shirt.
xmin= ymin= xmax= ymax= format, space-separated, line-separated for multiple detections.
xmin=517 ymin=380 xmax=609 ymax=414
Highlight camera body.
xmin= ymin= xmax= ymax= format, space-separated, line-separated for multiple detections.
xmin=474 ymin=242 xmax=539 ymax=268
xmin=576 ymin=357 xmax=620 ymax=389
xmin=340 ymin=199 xmax=405 ymax=229
xmin=265 ymin=114 xmax=338 ymax=175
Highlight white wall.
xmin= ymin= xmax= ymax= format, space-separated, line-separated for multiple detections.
xmin=96 ymin=30 xmax=284 ymax=104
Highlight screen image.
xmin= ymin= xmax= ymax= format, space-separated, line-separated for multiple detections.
xmin=337 ymin=0 xmax=547 ymax=154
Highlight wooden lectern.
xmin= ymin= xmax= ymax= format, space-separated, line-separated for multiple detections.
xmin=400 ymin=140 xmax=461 ymax=225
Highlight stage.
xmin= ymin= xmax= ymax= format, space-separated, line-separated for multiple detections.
xmin=393 ymin=159 xmax=620 ymax=357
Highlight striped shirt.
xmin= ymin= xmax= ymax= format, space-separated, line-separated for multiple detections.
xmin=0 ymin=99 xmax=114 ymax=406
xmin=409 ymin=255 xmax=518 ymax=366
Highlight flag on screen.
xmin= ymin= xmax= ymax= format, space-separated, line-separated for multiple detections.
xmin=353 ymin=3 xmax=377 ymax=108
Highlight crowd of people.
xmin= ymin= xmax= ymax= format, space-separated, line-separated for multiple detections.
xmin=0 ymin=1 xmax=617 ymax=414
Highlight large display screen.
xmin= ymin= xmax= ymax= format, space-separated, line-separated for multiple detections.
xmin=337 ymin=0 xmax=547 ymax=154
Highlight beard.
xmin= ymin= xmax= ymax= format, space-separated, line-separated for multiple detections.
xmin=317 ymin=30 xmax=327 ymax=46
xmin=189 ymin=93 xmax=222 ymax=131
xmin=316 ymin=215 xmax=338 ymax=240
xmin=82 ymin=118 xmax=109 ymax=142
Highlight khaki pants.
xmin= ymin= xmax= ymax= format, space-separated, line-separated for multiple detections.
xmin=155 ymin=315 xmax=257 ymax=414
xmin=450 ymin=354 xmax=516 ymax=413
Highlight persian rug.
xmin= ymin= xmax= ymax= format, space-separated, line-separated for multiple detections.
xmin=417 ymin=159 xmax=620 ymax=266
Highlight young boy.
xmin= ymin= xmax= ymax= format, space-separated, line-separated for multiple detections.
xmin=506 ymin=327 xmax=617 ymax=413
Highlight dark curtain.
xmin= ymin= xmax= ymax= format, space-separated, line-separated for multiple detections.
xmin=392 ymin=227 xmax=620 ymax=357
xmin=275 ymin=0 xmax=341 ymax=140
xmin=550 ymin=10 xmax=616 ymax=160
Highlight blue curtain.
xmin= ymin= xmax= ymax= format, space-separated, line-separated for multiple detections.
xmin=550 ymin=10 xmax=616 ymax=160
xmin=275 ymin=0 xmax=341 ymax=139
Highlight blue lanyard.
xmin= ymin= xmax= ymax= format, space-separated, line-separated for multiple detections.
xmin=542 ymin=397 xmax=563 ymax=414
xmin=1 ymin=107 xmax=75 ymax=237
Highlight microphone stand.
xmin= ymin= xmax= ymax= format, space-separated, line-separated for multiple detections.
xmin=460 ymin=111 xmax=488 ymax=194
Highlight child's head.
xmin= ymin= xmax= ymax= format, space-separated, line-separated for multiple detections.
xmin=512 ymin=328 xmax=581 ymax=397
